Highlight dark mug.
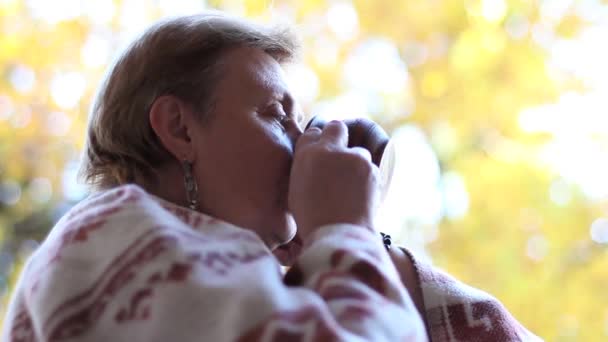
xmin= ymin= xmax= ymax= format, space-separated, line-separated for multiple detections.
xmin=274 ymin=116 xmax=396 ymax=265
xmin=305 ymin=116 xmax=391 ymax=167
xmin=304 ymin=115 xmax=396 ymax=199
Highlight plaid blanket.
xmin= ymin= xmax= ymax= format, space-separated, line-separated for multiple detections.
xmin=2 ymin=184 xmax=540 ymax=341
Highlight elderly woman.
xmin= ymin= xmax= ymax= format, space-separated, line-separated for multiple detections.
xmin=3 ymin=13 xmax=540 ymax=342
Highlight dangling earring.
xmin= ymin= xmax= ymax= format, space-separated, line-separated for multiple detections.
xmin=182 ymin=160 xmax=199 ymax=210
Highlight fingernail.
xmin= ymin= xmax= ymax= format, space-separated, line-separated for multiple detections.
xmin=306 ymin=127 xmax=321 ymax=133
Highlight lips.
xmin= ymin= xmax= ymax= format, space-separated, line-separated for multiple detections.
xmin=273 ymin=233 xmax=303 ymax=266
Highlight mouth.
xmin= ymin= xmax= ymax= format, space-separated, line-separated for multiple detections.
xmin=272 ymin=233 xmax=303 ymax=266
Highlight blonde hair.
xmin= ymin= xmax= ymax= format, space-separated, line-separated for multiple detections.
xmin=79 ymin=12 xmax=300 ymax=190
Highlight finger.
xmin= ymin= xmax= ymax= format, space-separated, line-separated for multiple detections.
xmin=295 ymin=127 xmax=322 ymax=152
xmin=349 ymin=146 xmax=373 ymax=163
xmin=319 ymin=120 xmax=348 ymax=148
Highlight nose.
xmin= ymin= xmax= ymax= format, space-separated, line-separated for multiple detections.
xmin=285 ymin=119 xmax=303 ymax=151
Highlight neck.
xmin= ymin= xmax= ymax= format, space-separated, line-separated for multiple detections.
xmin=141 ymin=162 xmax=188 ymax=209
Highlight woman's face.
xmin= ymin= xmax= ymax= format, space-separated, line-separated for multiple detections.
xmin=189 ymin=47 xmax=303 ymax=253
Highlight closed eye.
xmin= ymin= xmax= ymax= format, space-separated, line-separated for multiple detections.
xmin=262 ymin=102 xmax=289 ymax=124
xmin=261 ymin=94 xmax=301 ymax=126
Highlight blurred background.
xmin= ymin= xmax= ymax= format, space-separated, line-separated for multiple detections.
xmin=1 ymin=0 xmax=607 ymax=340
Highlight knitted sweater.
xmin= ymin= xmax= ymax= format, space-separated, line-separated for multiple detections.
xmin=2 ymin=184 xmax=540 ymax=341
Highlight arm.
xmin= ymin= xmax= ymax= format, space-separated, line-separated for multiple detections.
xmin=389 ymin=246 xmax=543 ymax=341
xmin=240 ymin=224 xmax=426 ymax=341
xmin=388 ymin=247 xmax=426 ymax=319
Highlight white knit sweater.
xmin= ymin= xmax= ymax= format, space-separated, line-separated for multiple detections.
xmin=3 ymin=184 xmax=427 ymax=342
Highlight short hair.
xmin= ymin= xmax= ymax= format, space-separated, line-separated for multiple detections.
xmin=79 ymin=12 xmax=300 ymax=190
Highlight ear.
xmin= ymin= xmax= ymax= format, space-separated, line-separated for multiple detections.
xmin=149 ymin=95 xmax=196 ymax=162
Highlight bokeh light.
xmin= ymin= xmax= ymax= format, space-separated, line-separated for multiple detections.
xmin=1 ymin=0 xmax=607 ymax=340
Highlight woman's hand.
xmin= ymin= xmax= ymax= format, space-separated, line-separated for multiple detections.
xmin=288 ymin=121 xmax=381 ymax=240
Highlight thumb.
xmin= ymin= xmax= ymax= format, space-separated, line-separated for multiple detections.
xmin=319 ymin=120 xmax=348 ymax=148
xmin=295 ymin=127 xmax=322 ymax=153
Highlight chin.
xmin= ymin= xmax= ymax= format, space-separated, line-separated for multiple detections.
xmin=269 ymin=214 xmax=301 ymax=266
xmin=271 ymin=213 xmax=297 ymax=247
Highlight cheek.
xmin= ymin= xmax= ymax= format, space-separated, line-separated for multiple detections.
xmin=217 ymin=114 xmax=294 ymax=177
xmin=247 ymin=127 xmax=294 ymax=184
xmin=247 ymin=120 xmax=294 ymax=158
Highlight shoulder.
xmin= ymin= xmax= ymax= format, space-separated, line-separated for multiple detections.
xmin=25 ymin=184 xmax=261 ymax=287
xmin=34 ymin=184 xmax=161 ymax=256
xmin=18 ymin=184 xmax=166 ymax=289
xmin=9 ymin=184 xmax=266 ymax=336
xmin=15 ymin=185 xmax=175 ymax=298
xmin=58 ymin=184 xmax=152 ymax=223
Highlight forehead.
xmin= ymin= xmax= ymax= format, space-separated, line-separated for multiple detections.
xmin=220 ymin=46 xmax=289 ymax=94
